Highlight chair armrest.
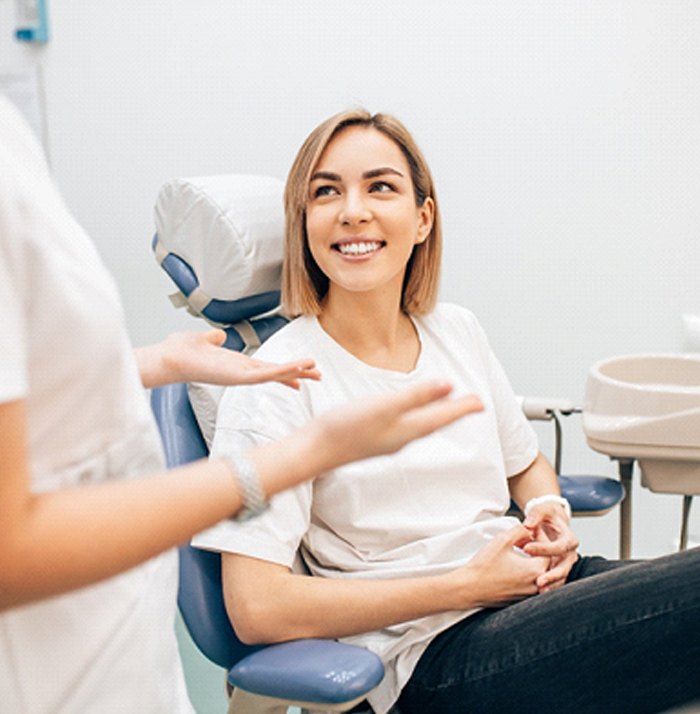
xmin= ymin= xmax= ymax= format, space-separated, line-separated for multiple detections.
xmin=229 ymin=638 xmax=384 ymax=705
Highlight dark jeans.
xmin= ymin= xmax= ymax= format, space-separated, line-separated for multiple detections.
xmin=397 ymin=547 xmax=700 ymax=714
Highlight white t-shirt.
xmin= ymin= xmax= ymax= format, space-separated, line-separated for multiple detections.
xmin=0 ymin=96 xmax=193 ymax=714
xmin=193 ymin=305 xmax=538 ymax=714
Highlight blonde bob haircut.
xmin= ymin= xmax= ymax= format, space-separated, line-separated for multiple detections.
xmin=282 ymin=109 xmax=442 ymax=317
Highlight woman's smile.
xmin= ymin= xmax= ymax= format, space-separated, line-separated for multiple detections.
xmin=332 ymin=238 xmax=387 ymax=258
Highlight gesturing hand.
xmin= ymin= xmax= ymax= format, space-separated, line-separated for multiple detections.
xmin=140 ymin=328 xmax=321 ymax=389
xmin=319 ymin=381 xmax=484 ymax=468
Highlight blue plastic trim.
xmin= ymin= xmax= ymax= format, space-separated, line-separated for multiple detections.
xmin=15 ymin=0 xmax=50 ymax=43
xmin=148 ymin=235 xmax=388 ymax=699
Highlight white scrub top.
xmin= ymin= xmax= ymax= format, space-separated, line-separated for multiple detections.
xmin=0 ymin=96 xmax=193 ymax=713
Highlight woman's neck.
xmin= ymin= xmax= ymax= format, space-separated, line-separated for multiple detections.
xmin=318 ymin=289 xmax=421 ymax=373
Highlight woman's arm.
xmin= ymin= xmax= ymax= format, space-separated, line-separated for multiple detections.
xmin=0 ymin=382 xmax=480 ymax=611
xmin=508 ymin=451 xmax=563 ymax=511
xmin=134 ymin=328 xmax=321 ymax=390
xmin=223 ymin=523 xmax=550 ymax=644
xmin=508 ymin=452 xmax=580 ymax=592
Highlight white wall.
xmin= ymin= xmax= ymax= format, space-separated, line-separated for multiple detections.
xmin=2 ymin=0 xmax=699 ymax=557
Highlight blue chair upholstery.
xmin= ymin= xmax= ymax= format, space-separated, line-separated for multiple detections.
xmin=557 ymin=474 xmax=624 ymax=515
xmin=150 ymin=382 xmax=384 ymax=712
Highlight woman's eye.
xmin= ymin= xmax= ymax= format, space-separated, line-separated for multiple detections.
xmin=312 ymin=185 xmax=338 ymax=198
xmin=369 ymin=181 xmax=395 ymax=194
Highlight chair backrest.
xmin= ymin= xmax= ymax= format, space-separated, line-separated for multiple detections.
xmin=151 ymin=174 xmax=296 ymax=669
xmin=151 ymin=383 xmax=263 ymax=669
xmin=152 ymin=174 xmax=288 ymax=351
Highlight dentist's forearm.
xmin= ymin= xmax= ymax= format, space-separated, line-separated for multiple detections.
xmin=0 ymin=403 xmax=332 ymax=611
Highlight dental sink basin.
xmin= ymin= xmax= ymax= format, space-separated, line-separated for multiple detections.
xmin=583 ymin=354 xmax=700 ymax=495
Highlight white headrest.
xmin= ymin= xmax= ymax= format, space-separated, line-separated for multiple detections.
xmin=154 ymin=174 xmax=285 ymax=302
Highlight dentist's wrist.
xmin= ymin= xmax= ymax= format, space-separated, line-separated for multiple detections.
xmin=222 ymin=450 xmax=269 ymax=521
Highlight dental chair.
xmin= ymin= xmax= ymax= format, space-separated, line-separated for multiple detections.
xmin=151 ymin=381 xmax=384 ymax=714
xmin=149 ymin=174 xmax=626 ymax=714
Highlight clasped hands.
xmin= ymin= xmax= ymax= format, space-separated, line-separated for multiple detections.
xmin=521 ymin=503 xmax=580 ymax=593
xmin=464 ymin=503 xmax=579 ymax=609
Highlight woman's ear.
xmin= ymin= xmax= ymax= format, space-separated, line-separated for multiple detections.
xmin=415 ymin=197 xmax=435 ymax=245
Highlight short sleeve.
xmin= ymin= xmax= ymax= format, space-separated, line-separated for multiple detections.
xmin=465 ymin=311 xmax=539 ymax=476
xmin=191 ymin=379 xmax=314 ymax=566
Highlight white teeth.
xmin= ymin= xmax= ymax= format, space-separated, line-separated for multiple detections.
xmin=337 ymin=241 xmax=381 ymax=255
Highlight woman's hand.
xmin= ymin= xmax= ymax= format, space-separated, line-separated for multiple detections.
xmin=446 ymin=525 xmax=550 ymax=609
xmin=508 ymin=453 xmax=580 ymax=594
xmin=135 ymin=328 xmax=321 ymax=389
xmin=521 ymin=504 xmax=579 ymax=593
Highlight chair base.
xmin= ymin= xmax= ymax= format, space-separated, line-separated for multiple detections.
xmin=228 ymin=687 xmax=367 ymax=713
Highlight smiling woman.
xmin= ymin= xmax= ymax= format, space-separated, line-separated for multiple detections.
xmin=192 ymin=109 xmax=700 ymax=714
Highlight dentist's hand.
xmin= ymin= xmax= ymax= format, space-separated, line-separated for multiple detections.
xmin=136 ymin=328 xmax=321 ymax=389
xmin=316 ymin=381 xmax=484 ymax=468
xmin=250 ymin=381 xmax=484 ymax=498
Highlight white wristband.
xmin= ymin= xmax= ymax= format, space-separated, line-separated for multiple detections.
xmin=223 ymin=451 xmax=269 ymax=522
xmin=523 ymin=494 xmax=572 ymax=520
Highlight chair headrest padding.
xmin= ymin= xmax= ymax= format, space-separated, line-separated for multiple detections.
xmin=154 ymin=174 xmax=285 ymax=307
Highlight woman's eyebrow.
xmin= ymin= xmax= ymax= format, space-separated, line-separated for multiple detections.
xmin=310 ymin=170 xmax=341 ymax=182
xmin=310 ymin=167 xmax=405 ymax=182
xmin=363 ymin=167 xmax=404 ymax=180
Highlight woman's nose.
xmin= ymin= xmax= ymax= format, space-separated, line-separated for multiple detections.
xmin=339 ymin=190 xmax=371 ymax=225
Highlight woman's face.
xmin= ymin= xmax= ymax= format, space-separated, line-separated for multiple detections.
xmin=305 ymin=125 xmax=433 ymax=304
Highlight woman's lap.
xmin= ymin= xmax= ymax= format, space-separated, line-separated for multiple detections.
xmin=398 ymin=547 xmax=700 ymax=714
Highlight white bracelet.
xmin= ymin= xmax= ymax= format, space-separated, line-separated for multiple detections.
xmin=523 ymin=494 xmax=572 ymax=520
xmin=223 ymin=451 xmax=269 ymax=522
